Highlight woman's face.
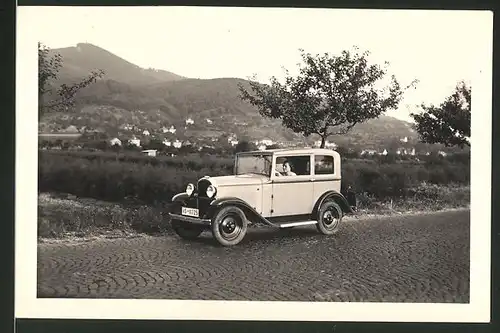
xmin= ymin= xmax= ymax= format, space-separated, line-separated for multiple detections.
xmin=283 ymin=162 xmax=291 ymax=173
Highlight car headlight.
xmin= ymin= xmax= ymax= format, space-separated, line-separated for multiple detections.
xmin=186 ymin=183 xmax=194 ymax=195
xmin=206 ymin=185 xmax=216 ymax=198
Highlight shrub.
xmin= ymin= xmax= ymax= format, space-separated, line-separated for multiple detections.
xmin=38 ymin=150 xmax=470 ymax=205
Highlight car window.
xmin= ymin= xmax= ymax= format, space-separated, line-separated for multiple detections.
xmin=275 ymin=155 xmax=311 ymax=176
xmin=236 ymin=154 xmax=272 ymax=176
xmin=314 ymin=155 xmax=335 ymax=174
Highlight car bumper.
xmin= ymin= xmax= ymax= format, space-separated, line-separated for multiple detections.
xmin=168 ymin=213 xmax=212 ymax=226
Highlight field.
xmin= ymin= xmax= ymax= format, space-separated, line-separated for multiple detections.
xmin=38 ymin=149 xmax=470 ymax=238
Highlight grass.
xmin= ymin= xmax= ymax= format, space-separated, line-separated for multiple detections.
xmin=38 ymin=182 xmax=470 ymax=239
xmin=38 ymin=193 xmax=172 ymax=239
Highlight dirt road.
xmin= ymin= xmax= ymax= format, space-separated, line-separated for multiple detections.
xmin=37 ymin=209 xmax=470 ymax=302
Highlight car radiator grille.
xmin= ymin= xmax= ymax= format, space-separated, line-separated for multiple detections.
xmin=197 ymin=179 xmax=211 ymax=198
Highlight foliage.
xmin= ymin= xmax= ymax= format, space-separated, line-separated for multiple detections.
xmin=355 ymin=183 xmax=469 ymax=214
xmin=39 ymin=150 xmax=469 ymax=206
xmin=410 ymin=81 xmax=471 ymax=148
xmin=238 ymin=47 xmax=417 ymax=147
xmin=38 ymin=42 xmax=105 ymax=118
xmin=234 ymin=140 xmax=257 ymax=153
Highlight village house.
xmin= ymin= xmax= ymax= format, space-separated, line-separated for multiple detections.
xmin=63 ymin=125 xmax=79 ymax=133
xmin=185 ymin=118 xmax=194 ymax=125
xmin=173 ymin=140 xmax=182 ymax=148
xmin=142 ymin=130 xmax=150 ymax=136
xmin=360 ymin=149 xmax=378 ymax=156
xmin=168 ymin=126 xmax=176 ymax=134
xmin=109 ymin=137 xmax=122 ymax=146
xmin=206 ymin=119 xmax=213 ymax=124
xmin=162 ymin=139 xmax=172 ymax=147
xmin=259 ymin=139 xmax=273 ymax=146
xmin=312 ymin=139 xmax=337 ymax=149
xmin=380 ymin=149 xmax=388 ymax=156
xmin=438 ymin=151 xmax=448 ymax=157
xmin=128 ymin=137 xmax=141 ymax=147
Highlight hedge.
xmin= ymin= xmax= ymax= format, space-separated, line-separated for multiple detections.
xmin=38 ymin=150 xmax=470 ymax=205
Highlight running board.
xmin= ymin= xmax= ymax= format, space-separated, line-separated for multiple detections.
xmin=277 ymin=220 xmax=318 ymax=228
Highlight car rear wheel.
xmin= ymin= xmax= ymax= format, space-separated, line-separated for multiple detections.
xmin=211 ymin=206 xmax=248 ymax=246
xmin=316 ymin=200 xmax=343 ymax=235
xmin=171 ymin=220 xmax=204 ymax=240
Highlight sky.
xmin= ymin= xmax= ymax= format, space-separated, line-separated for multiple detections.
xmin=28 ymin=6 xmax=487 ymax=122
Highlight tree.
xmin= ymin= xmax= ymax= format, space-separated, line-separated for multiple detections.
xmin=238 ymin=47 xmax=416 ymax=148
xmin=266 ymin=144 xmax=281 ymax=150
xmin=234 ymin=140 xmax=257 ymax=153
xmin=38 ymin=42 xmax=104 ymax=119
xmin=410 ymin=81 xmax=471 ymax=148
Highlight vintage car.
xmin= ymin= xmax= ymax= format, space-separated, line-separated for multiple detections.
xmin=168 ymin=148 xmax=357 ymax=246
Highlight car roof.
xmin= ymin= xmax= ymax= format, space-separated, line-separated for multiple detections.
xmin=237 ymin=147 xmax=340 ymax=157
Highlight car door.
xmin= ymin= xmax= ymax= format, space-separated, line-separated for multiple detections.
xmin=270 ymin=154 xmax=314 ymax=217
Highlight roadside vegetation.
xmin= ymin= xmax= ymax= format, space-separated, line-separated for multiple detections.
xmin=38 ymin=149 xmax=469 ymax=238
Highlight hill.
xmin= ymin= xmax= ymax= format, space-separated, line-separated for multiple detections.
xmin=49 ymin=43 xmax=186 ymax=85
xmin=40 ymin=43 xmax=454 ymax=152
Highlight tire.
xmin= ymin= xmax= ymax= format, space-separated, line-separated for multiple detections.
xmin=316 ymin=200 xmax=343 ymax=235
xmin=171 ymin=220 xmax=204 ymax=240
xmin=211 ymin=206 xmax=248 ymax=246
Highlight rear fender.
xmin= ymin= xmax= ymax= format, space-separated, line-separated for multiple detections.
xmin=313 ymin=191 xmax=355 ymax=216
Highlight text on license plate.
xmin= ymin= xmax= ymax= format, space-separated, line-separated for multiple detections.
xmin=181 ymin=207 xmax=199 ymax=217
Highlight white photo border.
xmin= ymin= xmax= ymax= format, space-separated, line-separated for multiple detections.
xmin=15 ymin=6 xmax=493 ymax=322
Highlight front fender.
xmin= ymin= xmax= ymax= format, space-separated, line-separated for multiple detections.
xmin=209 ymin=197 xmax=276 ymax=227
xmin=172 ymin=193 xmax=190 ymax=202
xmin=313 ymin=190 xmax=355 ymax=216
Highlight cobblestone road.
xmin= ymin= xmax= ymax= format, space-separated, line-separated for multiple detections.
xmin=37 ymin=209 xmax=470 ymax=302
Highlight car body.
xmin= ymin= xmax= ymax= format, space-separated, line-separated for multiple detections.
xmin=168 ymin=148 xmax=357 ymax=246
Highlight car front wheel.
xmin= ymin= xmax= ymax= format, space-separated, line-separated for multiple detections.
xmin=211 ymin=206 xmax=248 ymax=246
xmin=316 ymin=200 xmax=343 ymax=235
xmin=171 ymin=220 xmax=204 ymax=240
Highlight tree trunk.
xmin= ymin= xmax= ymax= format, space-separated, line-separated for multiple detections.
xmin=320 ymin=135 xmax=326 ymax=148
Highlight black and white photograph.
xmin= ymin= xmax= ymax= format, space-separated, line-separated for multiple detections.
xmin=15 ymin=6 xmax=491 ymax=322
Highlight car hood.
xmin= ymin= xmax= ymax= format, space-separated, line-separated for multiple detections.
xmin=202 ymin=174 xmax=268 ymax=187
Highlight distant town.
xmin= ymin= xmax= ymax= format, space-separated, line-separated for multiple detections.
xmin=39 ymin=114 xmax=451 ymax=159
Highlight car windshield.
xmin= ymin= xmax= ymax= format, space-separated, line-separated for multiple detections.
xmin=236 ymin=154 xmax=272 ymax=177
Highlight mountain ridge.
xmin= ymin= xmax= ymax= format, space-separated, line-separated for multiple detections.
xmin=48 ymin=42 xmax=187 ymax=85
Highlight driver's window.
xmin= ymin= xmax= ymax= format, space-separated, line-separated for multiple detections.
xmin=274 ymin=155 xmax=311 ymax=176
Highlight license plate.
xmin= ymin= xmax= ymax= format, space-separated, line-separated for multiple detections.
xmin=181 ymin=207 xmax=199 ymax=218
